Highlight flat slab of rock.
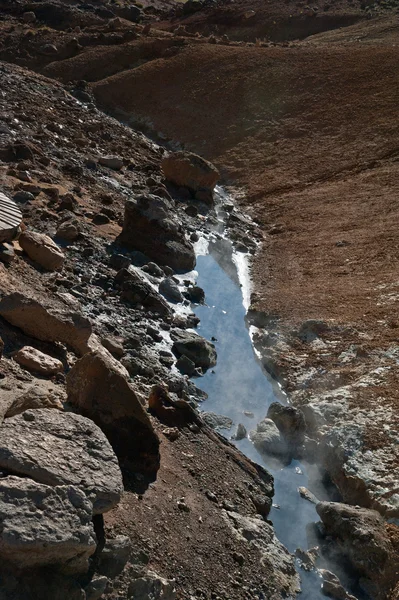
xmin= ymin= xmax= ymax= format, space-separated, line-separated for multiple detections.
xmin=19 ymin=230 xmax=65 ymax=271
xmin=0 ymin=476 xmax=96 ymax=573
xmin=0 ymin=292 xmax=92 ymax=355
xmin=117 ymin=194 xmax=195 ymax=272
xmin=14 ymin=346 xmax=63 ymax=375
xmin=171 ymin=330 xmax=217 ymax=369
xmin=0 ymin=192 xmax=22 ymax=243
xmin=66 ymin=350 xmax=160 ymax=473
xmin=0 ymin=409 xmax=123 ymax=514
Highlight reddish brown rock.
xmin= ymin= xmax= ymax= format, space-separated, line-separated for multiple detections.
xmin=14 ymin=346 xmax=63 ymax=376
xmin=19 ymin=230 xmax=64 ymax=271
xmin=66 ymin=350 xmax=160 ymax=473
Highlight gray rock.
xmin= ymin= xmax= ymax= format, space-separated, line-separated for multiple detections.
xmin=171 ymin=330 xmax=217 ymax=369
xmin=202 ymin=411 xmax=233 ymax=430
xmin=0 ymin=409 xmax=123 ymax=514
xmin=0 ymin=292 xmax=92 ymax=356
xmin=66 ymin=350 xmax=160 ymax=474
xmin=117 ymin=195 xmax=195 ymax=272
xmin=159 ymin=277 xmax=183 ymax=303
xmin=84 ymin=577 xmax=109 ymax=600
xmin=23 ymin=11 xmax=36 ymax=22
xmin=13 ymin=190 xmax=35 ymax=203
xmin=234 ymin=423 xmax=247 ymax=440
xmin=267 ymin=402 xmax=306 ymax=447
xmin=128 ymin=571 xmax=176 ymax=599
xmin=316 ymin=501 xmax=396 ymax=600
xmin=116 ymin=268 xmax=172 ymax=317
xmin=0 ymin=476 xmax=96 ymax=572
xmin=98 ymin=156 xmax=123 ymax=170
xmin=176 ymin=353 xmax=196 ymax=376
xmin=223 ymin=511 xmax=299 ymax=597
xmin=97 ymin=535 xmax=131 ymax=578
xmin=250 ymin=418 xmax=289 ymax=459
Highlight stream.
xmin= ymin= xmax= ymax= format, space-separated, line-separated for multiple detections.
xmin=187 ymin=191 xmax=367 ymax=599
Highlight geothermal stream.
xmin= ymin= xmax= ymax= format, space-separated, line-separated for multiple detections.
xmin=186 ymin=187 xmax=367 ymax=600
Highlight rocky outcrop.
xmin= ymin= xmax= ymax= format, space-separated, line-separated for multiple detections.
xmin=0 ymin=476 xmax=96 ymax=573
xmin=0 ymin=292 xmax=92 ymax=356
xmin=223 ymin=511 xmax=299 ymax=597
xmin=117 ymin=194 xmax=195 ymax=272
xmin=171 ymin=330 xmax=217 ymax=370
xmin=0 ymin=409 xmax=123 ymax=514
xmin=13 ymin=346 xmax=64 ymax=375
xmin=66 ymin=350 xmax=160 ymax=473
xmin=161 ymin=151 xmax=219 ymax=203
xmin=19 ymin=230 xmax=65 ymax=271
xmin=316 ymin=501 xmax=398 ymax=600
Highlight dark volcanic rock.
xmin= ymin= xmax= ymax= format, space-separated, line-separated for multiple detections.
xmin=171 ymin=330 xmax=217 ymax=370
xmin=117 ymin=195 xmax=195 ymax=272
xmin=115 ymin=267 xmax=173 ymax=317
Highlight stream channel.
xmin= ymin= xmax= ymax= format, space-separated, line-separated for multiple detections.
xmin=185 ymin=188 xmax=366 ymax=600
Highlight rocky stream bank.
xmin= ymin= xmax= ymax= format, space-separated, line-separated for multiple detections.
xmin=0 ymin=7 xmax=398 ymax=598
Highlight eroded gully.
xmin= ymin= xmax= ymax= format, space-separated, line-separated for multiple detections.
xmin=185 ymin=188 xmax=368 ymax=600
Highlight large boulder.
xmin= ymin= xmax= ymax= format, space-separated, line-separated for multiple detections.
xmin=0 ymin=192 xmax=22 ymax=243
xmin=14 ymin=346 xmax=64 ymax=376
xmin=66 ymin=350 xmax=160 ymax=473
xmin=19 ymin=230 xmax=64 ymax=271
xmin=0 ymin=409 xmax=123 ymax=514
xmin=266 ymin=402 xmax=306 ymax=448
xmin=117 ymin=194 xmax=195 ymax=272
xmin=115 ymin=268 xmax=172 ymax=317
xmin=161 ymin=151 xmax=219 ymax=200
xmin=316 ymin=501 xmax=398 ymax=600
xmin=250 ymin=418 xmax=289 ymax=460
xmin=171 ymin=330 xmax=217 ymax=370
xmin=0 ymin=292 xmax=92 ymax=355
xmin=0 ymin=476 xmax=96 ymax=573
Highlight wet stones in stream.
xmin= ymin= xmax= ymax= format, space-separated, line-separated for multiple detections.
xmin=171 ymin=330 xmax=217 ymax=371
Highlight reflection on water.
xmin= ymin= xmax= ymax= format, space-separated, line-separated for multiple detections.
xmin=191 ymin=242 xmax=365 ymax=599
